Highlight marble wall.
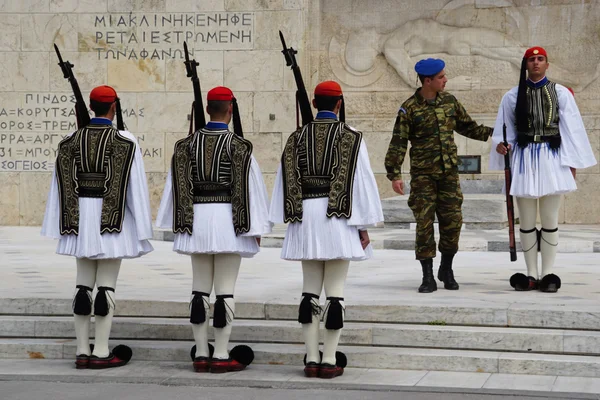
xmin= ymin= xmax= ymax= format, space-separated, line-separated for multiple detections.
xmin=1 ymin=0 xmax=599 ymax=225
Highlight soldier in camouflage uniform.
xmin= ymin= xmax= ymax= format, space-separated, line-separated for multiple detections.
xmin=384 ymin=58 xmax=493 ymax=293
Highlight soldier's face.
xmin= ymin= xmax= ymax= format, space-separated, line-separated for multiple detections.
xmin=526 ymin=55 xmax=549 ymax=81
xmin=427 ymin=70 xmax=447 ymax=92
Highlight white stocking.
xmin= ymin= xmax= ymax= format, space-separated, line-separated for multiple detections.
xmin=212 ymin=253 xmax=241 ymax=360
xmin=191 ymin=254 xmax=214 ymax=358
xmin=92 ymin=259 xmax=121 ymax=358
xmin=539 ymin=195 xmax=561 ymax=277
xmin=74 ymin=258 xmax=97 ymax=356
xmin=322 ymin=259 xmax=349 ymax=366
xmin=301 ymin=260 xmax=324 ymax=364
xmin=516 ymin=197 xmax=539 ymax=279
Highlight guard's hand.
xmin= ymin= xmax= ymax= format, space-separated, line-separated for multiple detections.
xmin=571 ymin=167 xmax=577 ymax=180
xmin=256 ymin=237 xmax=261 ymax=246
xmin=359 ymin=230 xmax=370 ymax=249
xmin=496 ymin=143 xmax=511 ymax=155
xmin=392 ymin=179 xmax=404 ymax=195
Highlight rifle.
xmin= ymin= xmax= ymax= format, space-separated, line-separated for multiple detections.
xmin=183 ymin=42 xmax=206 ymax=133
xmin=503 ymin=124 xmax=517 ymax=262
xmin=54 ymin=44 xmax=90 ymax=129
xmin=279 ymin=31 xmax=313 ymax=129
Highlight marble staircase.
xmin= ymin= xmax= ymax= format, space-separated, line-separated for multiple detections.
xmin=1 ymin=298 xmax=599 ymax=377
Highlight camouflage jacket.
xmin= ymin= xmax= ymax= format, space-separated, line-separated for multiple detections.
xmin=384 ymin=89 xmax=492 ymax=179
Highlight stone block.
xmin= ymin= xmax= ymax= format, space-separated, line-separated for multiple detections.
xmin=136 ymin=93 xmax=188 ymax=133
xmin=563 ymin=331 xmax=600 ymax=355
xmin=499 ymin=353 xmax=600 ymax=377
xmin=0 ymin=339 xmax=64 ymax=360
xmin=0 ymin=173 xmax=20 ymax=225
xmin=0 ymin=318 xmax=36 ymax=337
xmin=0 ymin=52 xmax=49 ymax=92
xmin=225 ymin=0 xmax=283 ymax=10
xmin=224 ymin=51 xmax=283 ymax=91
xmin=20 ymin=173 xmax=52 ymax=226
xmin=137 ymin=133 xmax=166 ymax=173
xmin=564 ymin=175 xmax=600 ymax=223
xmin=253 ymin=91 xmax=296 ymax=134
xmin=508 ymin=304 xmax=600 ymax=330
xmin=244 ymin=132 xmax=281 ymax=173
xmin=50 ymin=0 xmax=108 ymax=12
xmin=363 ymin=347 xmax=499 ymax=373
xmin=519 ymin=5 xmax=573 ymax=47
xmin=165 ymin=51 xmax=224 ymax=92
xmin=0 ymin=15 xmax=21 ymax=51
xmin=283 ymin=0 xmax=304 ymax=9
xmin=108 ymin=59 xmax=166 ymax=92
xmin=483 ymin=373 xmax=558 ymax=392
xmin=0 ymin=0 xmax=49 ymax=12
xmin=146 ymin=172 xmax=167 ymax=220
xmin=49 ymin=51 xmax=108 ymax=92
xmin=362 ymin=132 xmax=392 ymax=174
xmin=108 ymin=0 xmax=166 ymax=12
xmin=254 ymin=11 xmax=304 ymax=50
xmin=165 ymin=0 xmax=224 ymax=11
xmin=416 ymin=371 xmax=491 ymax=389
xmin=22 ymin=14 xmax=78 ymax=52
xmin=372 ymin=325 xmax=563 ymax=353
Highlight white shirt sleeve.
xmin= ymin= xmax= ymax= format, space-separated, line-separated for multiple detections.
xmin=556 ymin=84 xmax=597 ymax=169
xmin=347 ymin=139 xmax=384 ymax=228
xmin=240 ymin=156 xmax=273 ymax=237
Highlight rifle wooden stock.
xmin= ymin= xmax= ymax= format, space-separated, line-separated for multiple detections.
xmin=183 ymin=42 xmax=206 ymax=132
xmin=503 ymin=124 xmax=517 ymax=262
xmin=54 ymin=44 xmax=90 ymax=129
xmin=279 ymin=30 xmax=313 ymax=128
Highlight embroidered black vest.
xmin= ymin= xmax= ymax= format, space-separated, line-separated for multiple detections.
xmin=281 ymin=120 xmax=362 ymax=223
xmin=171 ymin=128 xmax=253 ymax=235
xmin=55 ymin=124 xmax=136 ymax=235
xmin=517 ymin=80 xmax=561 ymax=148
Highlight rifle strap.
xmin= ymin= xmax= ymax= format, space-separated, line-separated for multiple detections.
xmin=189 ymin=103 xmax=195 ymax=136
xmin=296 ymin=91 xmax=300 ymax=130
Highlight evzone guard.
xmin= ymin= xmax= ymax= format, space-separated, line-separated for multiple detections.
xmin=43 ymin=48 xmax=153 ymax=369
xmin=490 ymin=47 xmax=596 ymax=292
xmin=156 ymin=44 xmax=270 ymax=374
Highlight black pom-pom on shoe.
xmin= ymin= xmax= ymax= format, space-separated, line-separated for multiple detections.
xmin=510 ymin=273 xmax=538 ymax=291
xmin=539 ymin=274 xmax=561 ymax=293
xmin=230 ymin=345 xmax=254 ymax=366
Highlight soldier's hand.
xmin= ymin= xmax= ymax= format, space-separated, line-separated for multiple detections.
xmin=392 ymin=179 xmax=404 ymax=195
xmin=496 ymin=143 xmax=511 ymax=155
xmin=571 ymin=167 xmax=577 ymax=180
xmin=359 ymin=230 xmax=370 ymax=249
xmin=256 ymin=237 xmax=261 ymax=246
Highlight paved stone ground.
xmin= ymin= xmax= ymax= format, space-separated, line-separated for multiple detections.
xmin=1 ymin=227 xmax=600 ymax=395
xmin=154 ymin=224 xmax=600 ymax=253
xmin=2 ymin=226 xmax=599 ymax=307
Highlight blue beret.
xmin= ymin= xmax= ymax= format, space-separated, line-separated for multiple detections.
xmin=414 ymin=58 xmax=445 ymax=76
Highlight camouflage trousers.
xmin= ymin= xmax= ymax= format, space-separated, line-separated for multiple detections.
xmin=408 ymin=172 xmax=463 ymax=260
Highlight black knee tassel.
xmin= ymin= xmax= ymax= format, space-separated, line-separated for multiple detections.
xmin=94 ymin=286 xmax=115 ymax=317
xmin=324 ymin=297 xmax=344 ymax=330
xmin=298 ymin=293 xmax=320 ymax=324
xmin=73 ymin=285 xmax=93 ymax=316
xmin=190 ymin=291 xmax=210 ymax=324
xmin=213 ymin=294 xmax=234 ymax=328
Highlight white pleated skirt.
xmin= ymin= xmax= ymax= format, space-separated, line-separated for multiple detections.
xmin=281 ymin=197 xmax=373 ymax=261
xmin=172 ymin=203 xmax=260 ymax=258
xmin=56 ymin=198 xmax=153 ymax=259
xmin=510 ymin=143 xmax=577 ymax=199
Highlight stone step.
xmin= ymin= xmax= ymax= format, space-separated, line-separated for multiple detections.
xmin=1 ymin=338 xmax=600 ymax=377
xmin=382 ymin=194 xmax=513 ymax=230
xmin=2 ymin=316 xmax=599 ymax=355
xmin=2 ymin=298 xmax=599 ymax=330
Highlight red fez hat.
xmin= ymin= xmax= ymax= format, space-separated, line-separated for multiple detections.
xmin=524 ymin=46 xmax=547 ymax=59
xmin=207 ymin=86 xmax=234 ymax=101
xmin=314 ymin=81 xmax=342 ymax=97
xmin=90 ymin=85 xmax=118 ymax=103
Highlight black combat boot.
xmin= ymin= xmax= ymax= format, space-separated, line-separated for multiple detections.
xmin=438 ymin=253 xmax=459 ymax=290
xmin=418 ymin=259 xmax=437 ymax=293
